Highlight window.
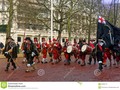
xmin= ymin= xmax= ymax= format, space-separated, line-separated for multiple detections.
xmin=17 ymin=37 xmax=21 ymax=42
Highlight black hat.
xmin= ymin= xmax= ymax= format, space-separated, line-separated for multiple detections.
xmin=82 ymin=39 xmax=86 ymax=42
xmin=25 ymin=37 xmax=31 ymax=41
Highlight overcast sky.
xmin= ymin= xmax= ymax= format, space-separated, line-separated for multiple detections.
xmin=102 ymin=0 xmax=120 ymax=4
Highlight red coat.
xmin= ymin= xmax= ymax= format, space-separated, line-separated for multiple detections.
xmin=73 ymin=43 xmax=80 ymax=59
xmin=89 ymin=42 xmax=95 ymax=49
xmin=63 ymin=46 xmax=70 ymax=60
xmin=104 ymin=48 xmax=111 ymax=60
xmin=48 ymin=43 xmax=52 ymax=53
xmin=34 ymin=42 xmax=41 ymax=52
xmin=103 ymin=48 xmax=111 ymax=64
xmin=52 ymin=43 xmax=59 ymax=60
xmin=42 ymin=42 xmax=48 ymax=58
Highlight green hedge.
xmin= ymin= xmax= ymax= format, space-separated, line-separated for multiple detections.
xmin=0 ymin=25 xmax=7 ymax=33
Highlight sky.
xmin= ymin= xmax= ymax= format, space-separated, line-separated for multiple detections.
xmin=102 ymin=0 xmax=120 ymax=4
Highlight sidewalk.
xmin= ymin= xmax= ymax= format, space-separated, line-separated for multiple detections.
xmin=0 ymin=53 xmax=23 ymax=59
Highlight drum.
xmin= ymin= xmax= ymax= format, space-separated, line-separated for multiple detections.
xmin=81 ymin=45 xmax=93 ymax=54
xmin=67 ymin=45 xmax=73 ymax=53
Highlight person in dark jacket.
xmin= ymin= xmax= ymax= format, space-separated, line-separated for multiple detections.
xmin=3 ymin=36 xmax=17 ymax=71
xmin=23 ymin=37 xmax=38 ymax=72
xmin=96 ymin=39 xmax=106 ymax=71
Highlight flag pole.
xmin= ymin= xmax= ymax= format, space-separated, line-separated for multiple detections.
xmin=51 ymin=0 xmax=53 ymax=41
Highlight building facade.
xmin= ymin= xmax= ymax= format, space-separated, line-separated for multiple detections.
xmin=0 ymin=0 xmax=75 ymax=46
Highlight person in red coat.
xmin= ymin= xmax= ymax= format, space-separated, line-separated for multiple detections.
xmin=79 ymin=39 xmax=87 ymax=66
xmin=21 ymin=39 xmax=27 ymax=63
xmin=73 ymin=39 xmax=80 ymax=63
xmin=51 ymin=38 xmax=60 ymax=64
xmin=57 ymin=39 xmax=62 ymax=62
xmin=33 ymin=37 xmax=40 ymax=63
xmin=48 ymin=40 xmax=53 ymax=62
xmin=41 ymin=38 xmax=48 ymax=64
xmin=88 ymin=39 xmax=96 ymax=65
xmin=63 ymin=39 xmax=72 ymax=65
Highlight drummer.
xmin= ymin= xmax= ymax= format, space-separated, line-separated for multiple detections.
xmin=79 ymin=39 xmax=87 ymax=66
xmin=88 ymin=39 xmax=96 ymax=65
xmin=63 ymin=39 xmax=71 ymax=65
xmin=41 ymin=38 xmax=49 ymax=64
xmin=73 ymin=39 xmax=80 ymax=63
xmin=56 ymin=39 xmax=62 ymax=63
xmin=33 ymin=37 xmax=40 ymax=63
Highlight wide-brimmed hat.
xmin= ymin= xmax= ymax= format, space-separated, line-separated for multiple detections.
xmin=25 ymin=37 xmax=31 ymax=41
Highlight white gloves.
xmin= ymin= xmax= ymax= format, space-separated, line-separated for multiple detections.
xmin=5 ymin=52 xmax=9 ymax=54
xmin=31 ymin=52 xmax=36 ymax=57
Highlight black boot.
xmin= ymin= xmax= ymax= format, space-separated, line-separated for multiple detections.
xmin=64 ymin=60 xmax=70 ymax=65
xmin=94 ymin=59 xmax=96 ymax=65
xmin=49 ymin=59 xmax=53 ymax=63
xmin=88 ymin=57 xmax=92 ymax=65
xmin=5 ymin=63 xmax=10 ymax=71
xmin=99 ymin=63 xmax=103 ymax=71
xmin=11 ymin=61 xmax=17 ymax=70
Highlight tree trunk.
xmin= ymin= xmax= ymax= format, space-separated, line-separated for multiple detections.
xmin=57 ymin=22 xmax=62 ymax=43
xmin=57 ymin=31 xmax=62 ymax=43
xmin=68 ymin=16 xmax=71 ymax=41
xmin=88 ymin=0 xmax=93 ymax=44
xmin=6 ymin=0 xmax=13 ymax=38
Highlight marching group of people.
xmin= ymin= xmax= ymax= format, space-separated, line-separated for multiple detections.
xmin=1 ymin=36 xmax=120 ymax=73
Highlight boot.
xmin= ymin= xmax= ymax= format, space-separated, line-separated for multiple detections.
xmin=116 ymin=61 xmax=119 ymax=68
xmin=41 ymin=58 xmax=47 ymax=64
xmin=51 ymin=59 xmax=56 ymax=65
xmin=99 ymin=63 xmax=103 ymax=71
xmin=36 ymin=56 xmax=40 ymax=63
xmin=31 ymin=64 xmax=36 ymax=71
xmin=77 ymin=60 xmax=81 ymax=64
xmin=11 ymin=62 xmax=17 ymax=70
xmin=81 ymin=61 xmax=86 ymax=66
xmin=5 ymin=63 xmax=10 ymax=71
xmin=64 ymin=60 xmax=70 ymax=65
xmin=94 ymin=58 xmax=96 ymax=65
xmin=49 ymin=58 xmax=53 ymax=63
xmin=88 ymin=57 xmax=92 ymax=65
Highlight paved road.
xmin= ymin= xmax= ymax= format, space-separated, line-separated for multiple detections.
xmin=0 ymin=56 xmax=120 ymax=81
